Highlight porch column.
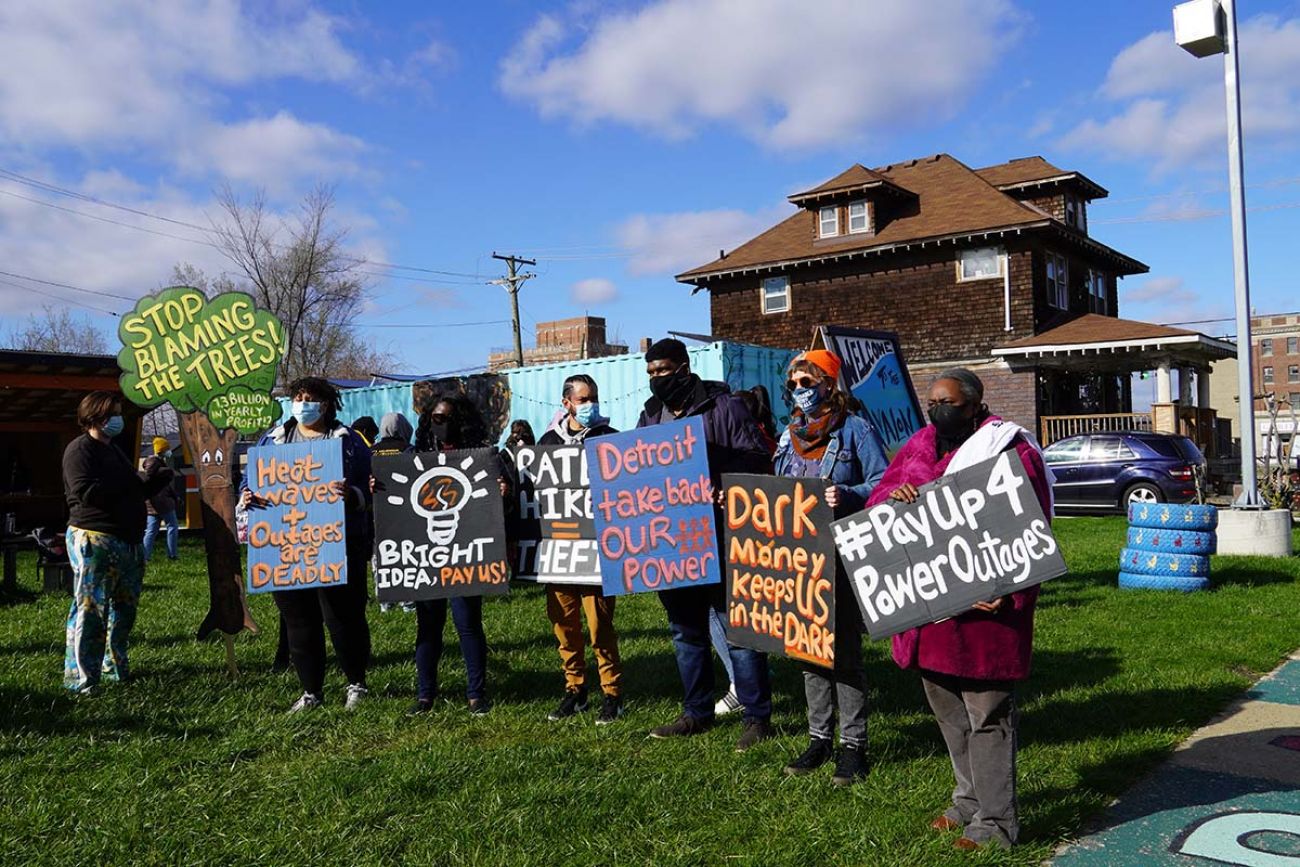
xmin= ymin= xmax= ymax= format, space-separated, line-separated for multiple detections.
xmin=1178 ymin=366 xmax=1194 ymax=404
xmin=1197 ymin=368 xmax=1212 ymax=408
xmin=1155 ymin=361 xmax=1172 ymax=403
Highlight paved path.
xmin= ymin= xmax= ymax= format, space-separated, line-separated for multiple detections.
xmin=1052 ymin=652 xmax=1300 ymax=866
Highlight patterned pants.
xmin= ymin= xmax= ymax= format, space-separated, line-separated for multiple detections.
xmin=63 ymin=528 xmax=145 ymax=692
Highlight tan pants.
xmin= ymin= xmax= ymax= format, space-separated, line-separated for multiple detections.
xmin=546 ymin=585 xmax=621 ymax=697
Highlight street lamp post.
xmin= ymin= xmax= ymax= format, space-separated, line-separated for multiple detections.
xmin=1174 ymin=0 xmax=1260 ymax=507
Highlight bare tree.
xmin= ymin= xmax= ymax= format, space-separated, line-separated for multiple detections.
xmin=7 ymin=305 xmax=109 ymax=354
xmin=189 ymin=184 xmax=396 ymax=385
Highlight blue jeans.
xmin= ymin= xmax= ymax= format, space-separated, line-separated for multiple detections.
xmin=707 ymin=605 xmax=735 ymax=685
xmin=416 ymin=596 xmax=487 ymax=701
xmin=659 ymin=583 xmax=771 ymax=721
xmin=143 ymin=510 xmax=178 ymax=560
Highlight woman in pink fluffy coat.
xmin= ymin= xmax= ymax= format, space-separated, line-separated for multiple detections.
xmin=867 ymin=368 xmax=1052 ymax=852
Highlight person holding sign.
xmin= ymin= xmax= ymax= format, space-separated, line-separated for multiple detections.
xmin=536 ymin=374 xmax=624 ymax=724
xmin=773 ymin=351 xmax=888 ymax=786
xmin=61 ymin=392 xmax=175 ymax=692
xmin=868 ymin=369 xmax=1050 ymax=850
xmin=637 ymin=339 xmax=775 ymax=750
xmin=239 ymin=378 xmax=374 ymax=713
xmin=408 ymin=395 xmax=512 ymax=716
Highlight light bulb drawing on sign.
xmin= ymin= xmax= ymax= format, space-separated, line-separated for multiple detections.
xmin=386 ymin=452 xmax=491 ymax=545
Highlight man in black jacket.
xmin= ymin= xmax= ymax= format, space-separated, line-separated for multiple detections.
xmin=637 ymin=339 xmax=775 ymax=750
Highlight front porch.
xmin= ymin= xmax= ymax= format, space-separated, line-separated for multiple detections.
xmin=993 ymin=314 xmax=1237 ymax=455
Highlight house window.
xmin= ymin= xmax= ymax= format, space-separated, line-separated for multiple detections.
xmin=1289 ymin=337 xmax=1298 ymax=354
xmin=847 ymin=200 xmax=870 ymax=234
xmin=818 ymin=206 xmax=838 ymax=238
xmin=1261 ymin=338 xmax=1273 ymax=356
xmin=1046 ymin=252 xmax=1069 ymax=309
xmin=1290 ymin=392 xmax=1300 ymax=406
xmin=1290 ymin=365 xmax=1299 ymax=383
xmin=1064 ymin=195 xmax=1087 ymax=232
xmin=761 ymin=276 xmax=790 ymax=314
xmin=1088 ymin=269 xmax=1108 ymax=315
xmin=958 ymin=247 xmax=1004 ymax=281
xmin=1263 ymin=366 xmax=1274 ymax=384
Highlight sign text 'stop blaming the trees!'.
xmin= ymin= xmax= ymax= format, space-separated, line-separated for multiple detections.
xmin=117 ymin=286 xmax=287 ymax=433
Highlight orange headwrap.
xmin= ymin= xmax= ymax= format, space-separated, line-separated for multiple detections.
xmin=796 ymin=349 xmax=842 ymax=382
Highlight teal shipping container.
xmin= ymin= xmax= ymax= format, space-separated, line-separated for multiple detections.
xmin=277 ymin=382 xmax=415 ymax=431
xmin=501 ymin=341 xmax=796 ymax=443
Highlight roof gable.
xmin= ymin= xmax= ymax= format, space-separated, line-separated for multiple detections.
xmin=998 ymin=314 xmax=1198 ymax=349
xmin=787 ymin=163 xmax=911 ymax=205
xmin=975 ymin=156 xmax=1108 ymax=199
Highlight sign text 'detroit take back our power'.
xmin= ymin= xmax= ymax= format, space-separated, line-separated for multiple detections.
xmin=832 ymin=451 xmax=1066 ymax=641
xmin=587 ymin=417 xmax=720 ymax=596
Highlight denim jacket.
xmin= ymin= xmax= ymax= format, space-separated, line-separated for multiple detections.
xmin=773 ymin=413 xmax=888 ymax=515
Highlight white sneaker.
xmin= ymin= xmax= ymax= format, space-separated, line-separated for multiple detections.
xmin=289 ymin=692 xmax=322 ymax=714
xmin=345 ymin=683 xmax=369 ymax=710
xmin=714 ymin=687 xmax=742 ymax=717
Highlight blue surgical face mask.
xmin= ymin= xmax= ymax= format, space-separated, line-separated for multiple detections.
xmin=573 ymin=402 xmax=601 ymax=428
xmin=792 ymin=385 xmax=825 ymax=413
xmin=100 ymin=415 xmax=125 ymax=437
xmin=293 ymin=401 xmax=323 ymax=427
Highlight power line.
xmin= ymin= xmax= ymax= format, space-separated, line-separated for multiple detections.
xmin=0 ymin=277 xmax=121 ymax=316
xmin=356 ymin=319 xmax=511 ymax=328
xmin=0 ymin=186 xmax=222 ymax=249
xmin=1094 ymin=199 xmax=1300 ymax=225
xmin=0 ymin=268 xmax=136 ymax=301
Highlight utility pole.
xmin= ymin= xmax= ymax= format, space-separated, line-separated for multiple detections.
xmin=491 ymin=252 xmax=536 ymax=369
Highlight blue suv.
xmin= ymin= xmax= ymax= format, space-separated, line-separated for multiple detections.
xmin=1043 ymin=431 xmax=1205 ymax=513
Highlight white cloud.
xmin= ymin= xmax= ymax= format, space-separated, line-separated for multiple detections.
xmin=616 ymin=206 xmax=787 ymax=276
xmin=180 ymin=113 xmax=368 ymax=193
xmin=1059 ymin=14 xmax=1300 ymax=170
xmin=0 ymin=1 xmax=361 ymax=148
xmin=500 ymin=0 xmax=1020 ymax=150
xmin=570 ymin=277 xmax=618 ymax=305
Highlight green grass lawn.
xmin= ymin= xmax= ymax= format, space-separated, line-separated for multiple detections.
xmin=1 ymin=517 xmax=1298 ymax=866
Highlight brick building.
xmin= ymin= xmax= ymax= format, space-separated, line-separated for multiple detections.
xmin=487 ymin=316 xmax=628 ymax=372
xmin=1209 ymin=312 xmax=1300 ymax=460
xmin=675 ymin=154 xmax=1150 ymax=433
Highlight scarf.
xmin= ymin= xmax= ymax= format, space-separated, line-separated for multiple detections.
xmin=788 ymin=407 xmax=845 ymax=461
xmin=945 ymin=418 xmax=1056 ymax=515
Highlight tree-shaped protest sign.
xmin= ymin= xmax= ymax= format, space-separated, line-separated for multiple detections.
xmin=118 ymin=286 xmax=288 ymax=642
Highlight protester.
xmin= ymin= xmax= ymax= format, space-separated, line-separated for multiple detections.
xmin=505 ymin=419 xmax=536 ymax=451
xmin=739 ymin=384 xmax=779 ymax=452
xmin=141 ymin=437 xmax=180 ymax=562
xmin=536 ymin=374 xmax=623 ymax=724
xmin=868 ymin=368 xmax=1051 ymax=850
xmin=351 ymin=415 xmax=379 ymax=448
xmin=239 ymin=377 xmax=374 ymax=713
xmin=410 ymin=394 xmax=512 ymax=716
xmin=371 ymin=412 xmax=415 ymax=458
xmin=773 ymin=350 xmax=888 ymax=786
xmin=637 ymin=338 xmax=775 ymax=750
xmin=61 ymin=392 xmax=173 ymax=692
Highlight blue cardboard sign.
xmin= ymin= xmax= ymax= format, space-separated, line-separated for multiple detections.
xmin=586 ymin=416 xmax=720 ymax=596
xmin=245 ymin=438 xmax=348 ymax=594
xmin=819 ymin=326 xmax=924 ymax=457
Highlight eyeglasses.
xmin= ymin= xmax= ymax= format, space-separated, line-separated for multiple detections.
xmin=786 ymin=376 xmax=820 ymax=390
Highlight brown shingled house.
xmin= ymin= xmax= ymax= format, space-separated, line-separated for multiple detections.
xmin=676 ymin=153 xmax=1150 ymax=435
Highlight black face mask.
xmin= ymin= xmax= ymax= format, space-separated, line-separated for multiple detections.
xmin=424 ymin=421 xmax=452 ymax=449
xmin=649 ymin=367 xmax=695 ymax=409
xmin=928 ymin=404 xmax=975 ymax=441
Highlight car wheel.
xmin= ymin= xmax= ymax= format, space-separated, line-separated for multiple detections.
xmin=1123 ymin=482 xmax=1164 ymax=509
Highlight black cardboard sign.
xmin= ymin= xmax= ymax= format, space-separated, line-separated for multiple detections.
xmin=514 ymin=444 xmax=601 ymax=586
xmin=372 ymin=449 xmax=510 ymax=602
xmin=832 ymin=451 xmax=1065 ymax=640
xmin=722 ymin=473 xmax=837 ymax=668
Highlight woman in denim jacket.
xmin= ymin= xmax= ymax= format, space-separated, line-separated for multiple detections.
xmin=773 ymin=350 xmax=888 ymax=786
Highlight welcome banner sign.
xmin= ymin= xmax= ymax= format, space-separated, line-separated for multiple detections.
xmin=832 ymin=451 xmax=1066 ymax=640
xmin=818 ymin=326 xmax=924 ymax=457
xmin=245 ymin=439 xmax=347 ymax=594
xmin=586 ymin=417 xmax=720 ymax=596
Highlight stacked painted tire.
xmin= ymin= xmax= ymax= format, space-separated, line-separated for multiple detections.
xmin=1118 ymin=503 xmax=1218 ymax=591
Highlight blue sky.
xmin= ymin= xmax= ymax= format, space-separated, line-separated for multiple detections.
xmin=2 ymin=0 xmax=1299 ymax=384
